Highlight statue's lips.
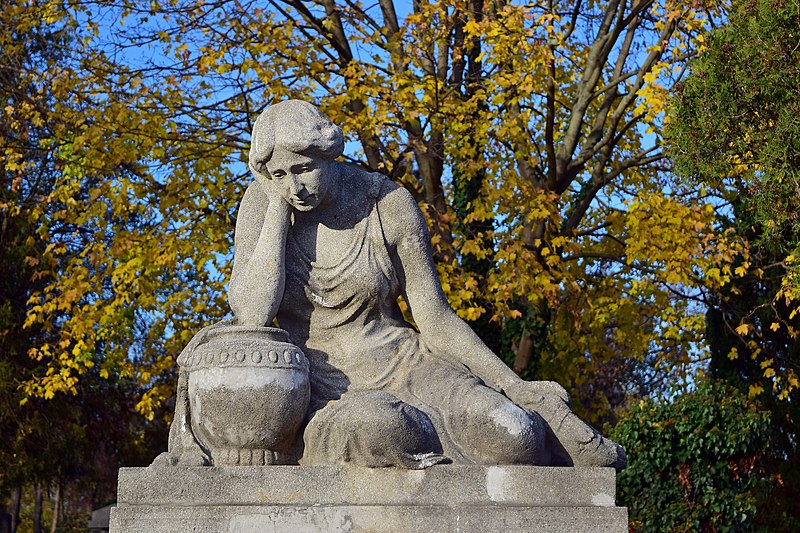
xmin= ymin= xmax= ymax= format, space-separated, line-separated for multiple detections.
xmin=291 ymin=194 xmax=316 ymax=207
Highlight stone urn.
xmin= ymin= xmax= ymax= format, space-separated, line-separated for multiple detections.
xmin=181 ymin=325 xmax=310 ymax=466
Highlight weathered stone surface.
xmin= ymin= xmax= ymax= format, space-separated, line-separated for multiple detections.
xmin=116 ymin=465 xmax=616 ymax=507
xmin=110 ymin=465 xmax=627 ymax=533
xmin=112 ymin=504 xmax=627 ymax=533
xmin=88 ymin=504 xmax=114 ymax=532
xmin=152 ymin=325 xmax=310 ymax=467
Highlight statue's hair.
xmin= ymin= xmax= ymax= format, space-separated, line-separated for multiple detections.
xmin=249 ymin=100 xmax=344 ymax=175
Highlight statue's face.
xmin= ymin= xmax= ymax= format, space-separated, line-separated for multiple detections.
xmin=264 ymin=145 xmax=334 ymax=211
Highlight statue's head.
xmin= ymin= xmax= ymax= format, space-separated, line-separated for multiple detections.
xmin=249 ymin=100 xmax=344 ymax=175
xmin=249 ymin=100 xmax=345 ymax=212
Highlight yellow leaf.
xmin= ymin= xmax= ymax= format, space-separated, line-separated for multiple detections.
xmin=735 ymin=324 xmax=751 ymax=335
xmin=770 ymin=322 xmax=780 ymax=332
xmin=748 ymin=384 xmax=764 ymax=398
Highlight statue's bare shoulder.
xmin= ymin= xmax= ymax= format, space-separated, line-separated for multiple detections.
xmin=374 ymin=178 xmax=431 ymax=253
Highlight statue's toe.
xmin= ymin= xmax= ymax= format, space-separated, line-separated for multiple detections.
xmin=149 ymin=451 xmax=179 ymax=468
xmin=178 ymin=450 xmax=211 ymax=467
xmin=573 ymin=435 xmax=626 ymax=470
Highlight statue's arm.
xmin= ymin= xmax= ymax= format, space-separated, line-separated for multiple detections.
xmin=228 ymin=179 xmax=291 ymax=326
xmin=379 ymin=184 xmax=524 ymax=394
xmin=381 ymin=192 xmax=623 ymax=466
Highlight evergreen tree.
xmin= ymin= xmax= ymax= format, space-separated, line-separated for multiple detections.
xmin=667 ymin=0 xmax=800 ymax=528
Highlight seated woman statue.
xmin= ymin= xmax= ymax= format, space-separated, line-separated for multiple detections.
xmin=157 ymin=99 xmax=625 ymax=470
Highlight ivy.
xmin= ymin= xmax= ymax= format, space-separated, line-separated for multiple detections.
xmin=611 ymin=379 xmax=772 ymax=532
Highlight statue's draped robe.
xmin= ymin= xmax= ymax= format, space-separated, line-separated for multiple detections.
xmin=279 ymin=171 xmax=542 ymax=467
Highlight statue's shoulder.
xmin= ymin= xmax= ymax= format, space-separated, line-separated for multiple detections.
xmin=339 ymin=164 xmax=396 ymax=200
xmin=357 ymin=173 xmax=425 ymax=244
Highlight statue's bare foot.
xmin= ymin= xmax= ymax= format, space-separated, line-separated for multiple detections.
xmin=542 ymin=404 xmax=626 ymax=470
xmin=149 ymin=449 xmax=210 ymax=468
xmin=572 ymin=432 xmax=626 ymax=470
xmin=503 ymin=380 xmax=626 ymax=470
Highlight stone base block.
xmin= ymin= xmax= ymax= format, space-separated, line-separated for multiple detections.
xmin=110 ymin=465 xmax=627 ymax=533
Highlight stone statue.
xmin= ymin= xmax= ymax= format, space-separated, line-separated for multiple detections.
xmin=152 ymin=100 xmax=625 ymax=471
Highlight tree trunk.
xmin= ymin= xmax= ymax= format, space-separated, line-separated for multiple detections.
xmin=49 ymin=480 xmax=61 ymax=533
xmin=513 ymin=331 xmax=535 ymax=375
xmin=32 ymin=483 xmax=43 ymax=533
xmin=9 ymin=486 xmax=21 ymax=533
xmin=512 ymin=301 xmax=551 ymax=378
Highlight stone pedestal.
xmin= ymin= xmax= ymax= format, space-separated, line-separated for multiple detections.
xmin=110 ymin=465 xmax=627 ymax=532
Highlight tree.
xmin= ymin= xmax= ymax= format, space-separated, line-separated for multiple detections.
xmin=666 ymin=1 xmax=800 ymax=527
xmin=611 ymin=379 xmax=773 ymax=532
xmin=6 ymin=0 xmax=739 ymax=429
xmin=667 ymin=0 xmax=800 ymax=398
xmin=1 ymin=3 xmax=169 ymax=530
xmin=1 ymin=3 xmax=79 ymax=528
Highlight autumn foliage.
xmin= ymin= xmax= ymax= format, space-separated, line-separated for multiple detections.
xmin=2 ymin=0 xmax=741 ymax=421
xmin=2 ymin=0 xmax=798 ymax=529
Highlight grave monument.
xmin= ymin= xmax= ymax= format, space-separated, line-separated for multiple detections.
xmin=110 ymin=100 xmax=628 ymax=532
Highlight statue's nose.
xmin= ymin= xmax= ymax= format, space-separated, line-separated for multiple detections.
xmin=288 ymin=175 xmax=303 ymax=196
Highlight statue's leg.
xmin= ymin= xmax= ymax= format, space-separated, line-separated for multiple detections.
xmin=300 ymin=391 xmax=446 ymax=468
xmin=405 ymin=361 xmax=549 ymax=465
xmin=500 ymin=381 xmax=626 ymax=469
xmin=442 ymin=383 xmax=550 ymax=465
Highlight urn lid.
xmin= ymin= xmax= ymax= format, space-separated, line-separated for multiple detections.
xmin=176 ymin=323 xmax=304 ymax=370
